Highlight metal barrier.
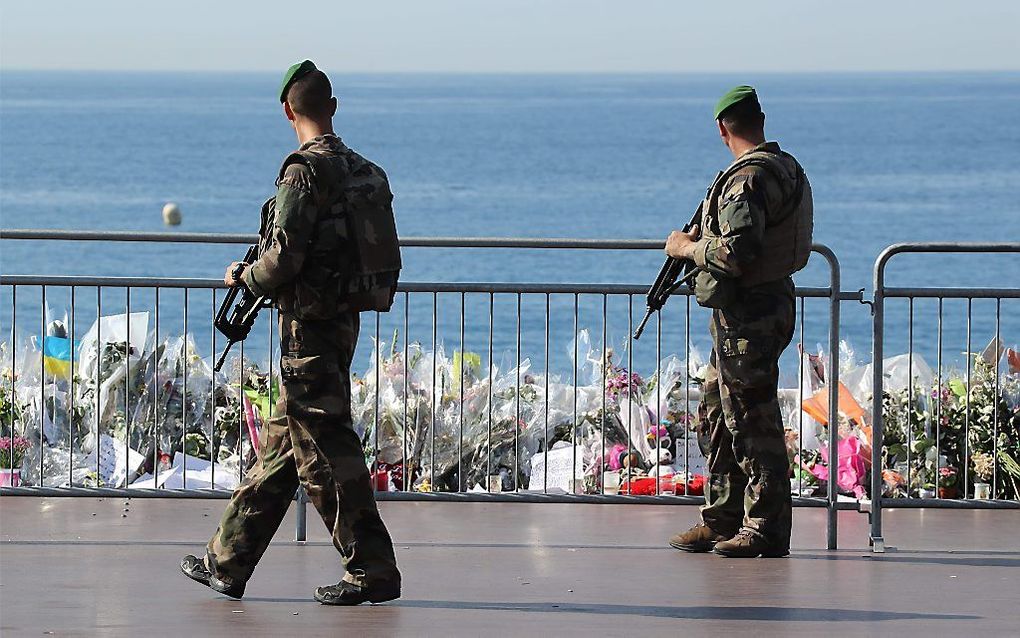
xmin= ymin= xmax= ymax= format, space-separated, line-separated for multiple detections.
xmin=869 ymin=243 xmax=1020 ymax=552
xmin=1 ymin=230 xmax=848 ymax=548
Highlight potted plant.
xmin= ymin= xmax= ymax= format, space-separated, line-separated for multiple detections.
xmin=937 ymin=466 xmax=959 ymax=499
xmin=0 ymin=436 xmax=31 ymax=487
xmin=971 ymin=452 xmax=994 ymax=499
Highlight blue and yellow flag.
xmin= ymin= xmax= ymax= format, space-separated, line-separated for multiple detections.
xmin=42 ymin=336 xmax=78 ymax=379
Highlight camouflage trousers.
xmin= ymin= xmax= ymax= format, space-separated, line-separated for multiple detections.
xmin=207 ymin=311 xmax=399 ymax=588
xmin=697 ymin=279 xmax=795 ymax=548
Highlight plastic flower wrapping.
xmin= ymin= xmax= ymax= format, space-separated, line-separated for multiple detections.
xmin=2 ymin=311 xmax=1019 ymax=501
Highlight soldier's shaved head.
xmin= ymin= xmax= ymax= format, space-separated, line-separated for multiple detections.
xmin=719 ymin=99 xmax=765 ymax=139
xmin=286 ymin=70 xmax=335 ymax=121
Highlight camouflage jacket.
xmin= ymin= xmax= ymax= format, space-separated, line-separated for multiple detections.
xmin=241 ymin=134 xmax=397 ymax=319
xmin=692 ymin=141 xmax=812 ymax=288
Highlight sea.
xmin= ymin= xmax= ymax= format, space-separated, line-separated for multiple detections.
xmin=2 ymin=72 xmax=1019 ymax=383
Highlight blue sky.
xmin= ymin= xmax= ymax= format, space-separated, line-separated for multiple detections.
xmin=2 ymin=1 xmax=1017 ymax=73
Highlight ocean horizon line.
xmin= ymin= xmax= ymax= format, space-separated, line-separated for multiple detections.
xmin=2 ymin=68 xmax=1019 ymax=77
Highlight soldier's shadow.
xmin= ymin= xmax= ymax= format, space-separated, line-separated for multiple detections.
xmin=239 ymin=598 xmax=978 ymax=622
xmin=389 ymin=601 xmax=977 ymax=621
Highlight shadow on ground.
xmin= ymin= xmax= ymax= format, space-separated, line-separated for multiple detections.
xmin=238 ymin=598 xmax=979 ymax=622
xmin=792 ymin=551 xmax=1020 ymax=569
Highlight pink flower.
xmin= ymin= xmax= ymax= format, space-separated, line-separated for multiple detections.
xmin=811 ymin=436 xmax=869 ymax=499
xmin=0 ymin=437 xmax=31 ymax=453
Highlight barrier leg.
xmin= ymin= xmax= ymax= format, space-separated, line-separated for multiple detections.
xmin=295 ymin=486 xmax=308 ymax=542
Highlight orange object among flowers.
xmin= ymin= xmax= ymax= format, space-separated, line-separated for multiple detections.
xmin=802 ymin=382 xmax=866 ymax=426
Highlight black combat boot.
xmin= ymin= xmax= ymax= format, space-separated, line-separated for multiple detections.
xmin=180 ymin=554 xmax=246 ymax=599
xmin=668 ymin=522 xmax=735 ymax=553
xmin=712 ymin=527 xmax=789 ymax=558
xmin=314 ymin=580 xmax=401 ymax=606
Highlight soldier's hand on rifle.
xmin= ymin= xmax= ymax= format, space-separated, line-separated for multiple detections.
xmin=665 ymin=224 xmax=700 ymax=260
xmin=224 ymin=262 xmax=248 ymax=287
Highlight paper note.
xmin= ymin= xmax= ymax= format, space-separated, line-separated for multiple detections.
xmin=528 ymin=444 xmax=585 ymax=491
xmin=81 ymin=434 xmax=145 ymax=488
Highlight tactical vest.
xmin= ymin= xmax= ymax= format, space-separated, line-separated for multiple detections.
xmin=271 ymin=142 xmax=402 ymax=318
xmin=701 ymin=148 xmax=813 ymax=288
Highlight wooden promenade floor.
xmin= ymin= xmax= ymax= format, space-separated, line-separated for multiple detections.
xmin=1 ymin=497 xmax=1018 ymax=636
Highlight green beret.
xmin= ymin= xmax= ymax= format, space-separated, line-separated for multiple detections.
xmin=279 ymin=60 xmax=317 ymax=103
xmin=714 ymin=85 xmax=759 ymax=119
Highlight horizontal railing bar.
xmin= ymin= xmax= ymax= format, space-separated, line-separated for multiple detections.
xmin=0 ymin=275 xmax=229 ymax=288
xmin=0 ymin=486 xmax=831 ymax=507
xmin=2 ymin=229 xmax=667 ymax=249
xmin=0 ymin=229 xmax=259 ymax=244
xmin=0 ymin=274 xmax=846 ymax=298
xmin=877 ymin=498 xmax=1020 ymax=510
xmin=2 ymin=229 xmax=839 ymax=256
xmin=883 ymin=287 xmax=1020 ymax=299
xmin=878 ymin=242 xmax=1020 ymax=258
xmin=6 ymin=487 xmax=1015 ymax=509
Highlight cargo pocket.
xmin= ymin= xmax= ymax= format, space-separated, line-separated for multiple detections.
xmin=279 ymin=354 xmax=341 ymax=419
xmin=716 ymin=331 xmax=775 ymax=394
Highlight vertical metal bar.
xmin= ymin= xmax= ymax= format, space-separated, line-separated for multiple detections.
xmin=96 ymin=287 xmax=101 ymax=483
xmin=601 ymin=294 xmax=607 ymax=495
xmin=7 ymin=285 xmax=15 ymax=475
xmin=403 ymin=292 xmax=409 ymax=491
xmin=797 ymin=297 xmax=805 ymax=496
xmin=153 ymin=288 xmax=159 ymax=487
xmin=543 ymin=293 xmax=550 ymax=492
xmin=126 ymin=288 xmax=131 ymax=488
xmin=935 ymin=298 xmax=943 ymax=498
xmin=825 ymin=253 xmax=841 ymax=551
xmin=458 ymin=293 xmax=464 ymax=491
xmin=269 ymin=304 xmax=275 ymax=462
xmin=993 ymin=298 xmax=1000 ymax=498
xmin=68 ymin=287 xmax=75 ymax=486
xmin=487 ymin=293 xmax=494 ymax=490
xmin=655 ymin=308 xmax=661 ymax=495
xmin=7 ymin=286 xmax=14 ymax=474
xmin=375 ymin=310 xmax=381 ymax=490
xmin=906 ymin=298 xmax=914 ymax=491
xmin=573 ymin=293 xmax=578 ymax=494
xmin=39 ymin=285 xmax=46 ymax=486
xmin=626 ymin=294 xmax=633 ymax=488
xmin=269 ymin=304 xmax=274 ymax=422
xmin=964 ymin=298 xmax=972 ymax=499
xmin=870 ymin=263 xmax=885 ymax=550
xmin=210 ymin=289 xmax=216 ymax=488
xmin=515 ymin=293 xmax=521 ymax=492
xmin=431 ymin=292 xmax=437 ymax=489
xmin=294 ymin=488 xmax=307 ymax=542
xmin=182 ymin=289 xmax=188 ymax=488
xmin=684 ymin=295 xmax=691 ymax=478
xmin=238 ymin=336 xmax=244 ymax=486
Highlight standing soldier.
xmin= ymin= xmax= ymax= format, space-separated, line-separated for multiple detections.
xmin=665 ymin=86 xmax=813 ymax=558
xmin=181 ymin=60 xmax=403 ymax=604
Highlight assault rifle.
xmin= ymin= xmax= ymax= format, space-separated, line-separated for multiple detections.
xmin=633 ymin=208 xmax=702 ymax=340
xmin=213 ymin=244 xmax=272 ymax=372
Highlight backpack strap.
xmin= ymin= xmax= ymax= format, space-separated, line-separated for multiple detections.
xmin=716 ymin=150 xmax=805 ymax=226
xmin=278 ymin=150 xmax=340 ymax=208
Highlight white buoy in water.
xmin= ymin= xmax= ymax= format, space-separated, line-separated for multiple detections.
xmin=162 ymin=202 xmax=182 ymax=226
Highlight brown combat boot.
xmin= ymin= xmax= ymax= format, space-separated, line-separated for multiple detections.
xmin=713 ymin=527 xmax=789 ymax=558
xmin=668 ymin=522 xmax=734 ymax=553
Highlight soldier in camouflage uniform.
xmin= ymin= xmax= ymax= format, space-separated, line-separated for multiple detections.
xmin=666 ymin=86 xmax=813 ymax=558
xmin=182 ymin=60 xmax=402 ymax=604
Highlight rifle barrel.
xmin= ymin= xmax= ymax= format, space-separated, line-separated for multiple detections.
xmin=214 ymin=340 xmax=236 ymax=373
xmin=633 ymin=310 xmax=654 ymax=340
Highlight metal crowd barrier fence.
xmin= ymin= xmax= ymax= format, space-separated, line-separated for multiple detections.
xmin=869 ymin=243 xmax=1020 ymax=553
xmin=0 ymin=230 xmax=848 ymax=548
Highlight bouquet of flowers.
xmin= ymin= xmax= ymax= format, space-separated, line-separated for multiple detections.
xmin=0 ymin=435 xmax=31 ymax=469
